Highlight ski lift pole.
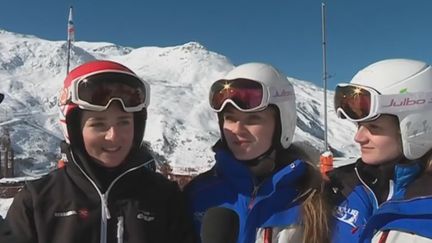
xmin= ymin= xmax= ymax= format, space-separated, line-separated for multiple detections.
xmin=320 ymin=2 xmax=333 ymax=179
xmin=60 ymin=6 xmax=74 ymax=169
xmin=321 ymin=2 xmax=328 ymax=151
xmin=66 ymin=39 xmax=71 ymax=74
xmin=66 ymin=6 xmax=74 ymax=74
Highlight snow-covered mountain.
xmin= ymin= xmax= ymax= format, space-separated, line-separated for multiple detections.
xmin=0 ymin=28 xmax=359 ymax=179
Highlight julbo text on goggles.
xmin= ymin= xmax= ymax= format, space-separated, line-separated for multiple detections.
xmin=334 ymin=83 xmax=432 ymax=122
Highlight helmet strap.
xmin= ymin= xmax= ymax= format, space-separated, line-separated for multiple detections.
xmin=239 ymin=146 xmax=275 ymax=166
xmin=239 ymin=146 xmax=277 ymax=177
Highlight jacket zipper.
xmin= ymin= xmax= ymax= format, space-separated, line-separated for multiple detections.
xmin=70 ymin=152 xmax=154 ymax=243
xmin=353 ymin=166 xmax=379 ymax=233
xmin=248 ymin=185 xmax=260 ymax=210
xmin=355 ymin=167 xmax=379 ymax=209
xmin=248 ymin=181 xmax=276 ymax=242
xmin=117 ymin=216 xmax=124 ymax=243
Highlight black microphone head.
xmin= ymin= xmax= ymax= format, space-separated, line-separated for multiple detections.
xmin=201 ymin=207 xmax=239 ymax=243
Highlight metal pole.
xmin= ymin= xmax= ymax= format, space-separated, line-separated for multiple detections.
xmin=66 ymin=6 xmax=73 ymax=74
xmin=66 ymin=39 xmax=71 ymax=74
xmin=321 ymin=2 xmax=329 ymax=151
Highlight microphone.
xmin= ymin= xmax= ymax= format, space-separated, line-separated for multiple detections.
xmin=201 ymin=207 xmax=239 ymax=243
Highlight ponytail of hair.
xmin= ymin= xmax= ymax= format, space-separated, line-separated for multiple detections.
xmin=299 ymin=162 xmax=332 ymax=243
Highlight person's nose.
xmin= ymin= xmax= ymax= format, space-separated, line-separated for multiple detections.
xmin=354 ymin=125 xmax=368 ymax=144
xmin=105 ymin=126 xmax=118 ymax=141
xmin=231 ymin=121 xmax=246 ymax=134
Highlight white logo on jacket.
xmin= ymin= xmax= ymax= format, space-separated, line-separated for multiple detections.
xmin=54 ymin=210 xmax=78 ymax=217
xmin=333 ymin=206 xmax=359 ymax=228
xmin=136 ymin=211 xmax=155 ymax=221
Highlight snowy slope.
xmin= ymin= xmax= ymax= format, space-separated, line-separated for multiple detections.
xmin=0 ymin=29 xmax=359 ymax=215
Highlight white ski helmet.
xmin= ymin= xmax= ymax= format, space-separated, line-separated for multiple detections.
xmin=211 ymin=62 xmax=297 ymax=149
xmin=349 ymin=58 xmax=432 ymax=160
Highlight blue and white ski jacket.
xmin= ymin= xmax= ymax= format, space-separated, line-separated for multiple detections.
xmin=327 ymin=162 xmax=374 ymax=243
xmin=359 ymin=161 xmax=432 ymax=243
xmin=329 ymin=159 xmax=432 ymax=243
xmin=185 ymin=148 xmax=309 ymax=243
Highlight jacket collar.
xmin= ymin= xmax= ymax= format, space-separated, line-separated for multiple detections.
xmin=214 ymin=148 xmax=307 ymax=197
xmin=355 ymin=158 xmax=425 ymax=204
xmin=65 ymin=144 xmax=154 ymax=192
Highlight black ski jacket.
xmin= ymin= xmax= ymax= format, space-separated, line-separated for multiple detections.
xmin=6 ymin=145 xmax=195 ymax=243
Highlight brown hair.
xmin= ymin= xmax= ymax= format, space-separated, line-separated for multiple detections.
xmin=280 ymin=143 xmax=332 ymax=243
xmin=299 ymin=163 xmax=332 ymax=243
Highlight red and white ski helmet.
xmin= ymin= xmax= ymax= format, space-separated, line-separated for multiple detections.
xmin=58 ymin=60 xmax=150 ymax=147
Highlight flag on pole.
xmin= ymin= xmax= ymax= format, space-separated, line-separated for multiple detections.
xmin=66 ymin=6 xmax=74 ymax=74
xmin=67 ymin=6 xmax=75 ymax=42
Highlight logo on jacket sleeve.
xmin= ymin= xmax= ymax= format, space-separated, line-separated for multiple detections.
xmin=78 ymin=208 xmax=89 ymax=219
xmin=333 ymin=205 xmax=359 ymax=228
xmin=54 ymin=208 xmax=89 ymax=220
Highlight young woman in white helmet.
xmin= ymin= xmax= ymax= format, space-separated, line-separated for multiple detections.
xmin=5 ymin=60 xmax=195 ymax=243
xmin=185 ymin=62 xmax=331 ymax=243
xmin=329 ymin=58 xmax=432 ymax=243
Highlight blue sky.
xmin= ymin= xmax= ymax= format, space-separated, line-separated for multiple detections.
xmin=1 ymin=0 xmax=432 ymax=89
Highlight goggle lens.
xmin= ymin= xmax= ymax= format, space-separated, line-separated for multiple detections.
xmin=77 ymin=72 xmax=146 ymax=110
xmin=334 ymin=85 xmax=373 ymax=120
xmin=209 ymin=79 xmax=265 ymax=111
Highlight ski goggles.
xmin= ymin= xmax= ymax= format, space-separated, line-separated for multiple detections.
xmin=335 ymin=83 xmax=432 ymax=122
xmin=0 ymin=93 xmax=3 ymax=104
xmin=61 ymin=71 xmax=150 ymax=112
xmin=209 ymin=79 xmax=271 ymax=112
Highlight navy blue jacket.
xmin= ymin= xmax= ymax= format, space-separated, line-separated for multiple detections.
xmin=185 ymin=148 xmax=309 ymax=243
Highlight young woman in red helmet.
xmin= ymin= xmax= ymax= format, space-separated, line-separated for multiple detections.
xmin=185 ymin=63 xmax=331 ymax=243
xmin=6 ymin=60 xmax=195 ymax=243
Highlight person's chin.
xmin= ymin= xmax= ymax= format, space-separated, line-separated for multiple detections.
xmin=361 ymin=156 xmax=384 ymax=165
xmin=233 ymin=151 xmax=256 ymax=161
xmin=99 ymin=157 xmax=124 ymax=168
